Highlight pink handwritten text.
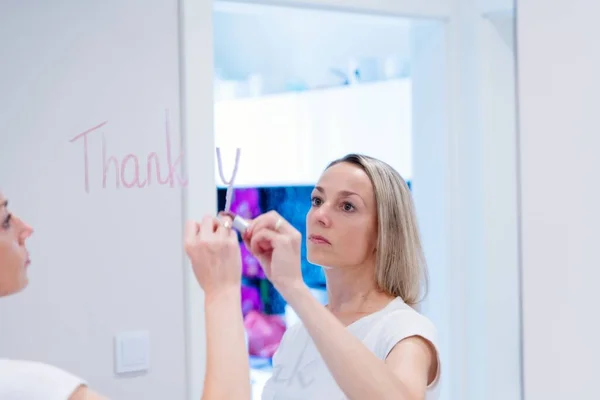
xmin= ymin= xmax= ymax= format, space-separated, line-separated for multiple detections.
xmin=69 ymin=112 xmax=188 ymax=193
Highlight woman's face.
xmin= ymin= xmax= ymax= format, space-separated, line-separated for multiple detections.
xmin=0 ymin=193 xmax=33 ymax=297
xmin=306 ymin=162 xmax=378 ymax=269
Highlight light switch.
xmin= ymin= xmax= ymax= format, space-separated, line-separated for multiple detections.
xmin=114 ymin=330 xmax=150 ymax=374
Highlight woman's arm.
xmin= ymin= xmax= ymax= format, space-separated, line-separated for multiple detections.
xmin=282 ymin=283 xmax=435 ymax=400
xmin=202 ymin=289 xmax=251 ymax=400
xmin=184 ymin=215 xmax=252 ymax=400
xmin=69 ymin=386 xmax=108 ymax=400
xmin=244 ymin=211 xmax=436 ymax=400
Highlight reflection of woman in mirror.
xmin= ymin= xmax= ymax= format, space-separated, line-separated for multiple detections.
xmin=0 ymin=191 xmax=246 ymax=399
xmin=0 ymin=193 xmax=107 ymax=399
xmin=194 ymin=154 xmax=440 ymax=399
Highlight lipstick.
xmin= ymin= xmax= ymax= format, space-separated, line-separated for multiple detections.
xmin=232 ymin=215 xmax=249 ymax=233
xmin=220 ymin=211 xmax=250 ymax=234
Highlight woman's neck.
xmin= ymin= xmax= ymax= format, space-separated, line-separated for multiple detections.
xmin=323 ymin=263 xmax=391 ymax=313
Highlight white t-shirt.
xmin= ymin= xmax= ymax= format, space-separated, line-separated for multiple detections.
xmin=261 ymin=297 xmax=440 ymax=400
xmin=0 ymin=359 xmax=86 ymax=400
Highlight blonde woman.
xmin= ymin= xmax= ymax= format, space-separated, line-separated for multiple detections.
xmin=243 ymin=154 xmax=440 ymax=399
xmin=0 ymin=191 xmax=248 ymax=399
xmin=1 ymin=151 xmax=439 ymax=399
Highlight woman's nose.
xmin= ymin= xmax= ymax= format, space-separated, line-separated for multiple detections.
xmin=18 ymin=220 xmax=34 ymax=243
xmin=313 ymin=204 xmax=332 ymax=227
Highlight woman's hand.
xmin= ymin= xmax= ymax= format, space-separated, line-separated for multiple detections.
xmin=243 ymin=211 xmax=304 ymax=295
xmin=185 ymin=214 xmax=252 ymax=400
xmin=184 ymin=214 xmax=242 ymax=299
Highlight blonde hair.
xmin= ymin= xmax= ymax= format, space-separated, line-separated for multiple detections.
xmin=327 ymin=154 xmax=428 ymax=306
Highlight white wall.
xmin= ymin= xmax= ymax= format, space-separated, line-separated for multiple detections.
xmin=214 ymin=79 xmax=412 ymax=186
xmin=0 ymin=1 xmax=187 ymax=399
xmin=451 ymin=0 xmax=521 ymax=398
xmin=179 ymin=0 xmax=216 ymax=398
xmin=517 ymin=1 xmax=600 ymax=399
xmin=411 ymin=11 xmax=520 ymax=400
xmin=409 ymin=20 xmax=451 ymax=400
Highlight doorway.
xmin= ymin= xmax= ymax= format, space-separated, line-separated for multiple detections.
xmin=212 ymin=3 xmax=448 ymax=399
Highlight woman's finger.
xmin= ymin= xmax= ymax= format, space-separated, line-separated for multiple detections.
xmin=242 ymin=234 xmax=252 ymax=253
xmin=246 ymin=212 xmax=277 ymax=235
xmin=184 ymin=220 xmax=200 ymax=244
xmin=216 ymin=214 xmax=234 ymax=238
xmin=248 ymin=211 xmax=293 ymax=236
xmin=226 ymin=225 xmax=239 ymax=243
xmin=249 ymin=227 xmax=281 ymax=255
xmin=199 ymin=215 xmax=219 ymax=241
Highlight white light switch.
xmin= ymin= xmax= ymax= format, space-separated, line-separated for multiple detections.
xmin=114 ymin=330 xmax=150 ymax=374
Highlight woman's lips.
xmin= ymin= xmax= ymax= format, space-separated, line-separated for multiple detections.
xmin=308 ymin=234 xmax=331 ymax=244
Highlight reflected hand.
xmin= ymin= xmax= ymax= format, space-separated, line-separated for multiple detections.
xmin=184 ymin=214 xmax=242 ymax=297
xmin=243 ymin=211 xmax=304 ymax=294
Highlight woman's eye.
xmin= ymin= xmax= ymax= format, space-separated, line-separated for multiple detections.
xmin=311 ymin=196 xmax=323 ymax=206
xmin=342 ymin=202 xmax=355 ymax=212
xmin=2 ymin=214 xmax=12 ymax=230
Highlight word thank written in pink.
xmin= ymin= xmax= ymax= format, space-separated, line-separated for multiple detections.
xmin=69 ymin=113 xmax=187 ymax=193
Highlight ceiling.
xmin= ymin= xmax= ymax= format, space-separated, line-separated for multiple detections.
xmin=213 ymin=2 xmax=414 ymax=94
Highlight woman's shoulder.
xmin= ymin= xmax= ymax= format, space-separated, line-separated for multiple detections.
xmin=383 ymin=298 xmax=437 ymax=333
xmin=370 ymin=297 xmax=434 ymax=324
xmin=0 ymin=358 xmax=86 ymax=399
xmin=368 ymin=298 xmax=441 ymax=390
xmin=364 ymin=298 xmax=438 ymax=356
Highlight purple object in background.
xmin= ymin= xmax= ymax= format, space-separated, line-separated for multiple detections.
xmin=241 ymin=285 xmax=262 ymax=316
xmin=232 ymin=188 xmax=266 ymax=279
xmin=230 ymin=188 xmax=261 ymax=219
xmin=241 ymin=241 xmax=266 ymax=279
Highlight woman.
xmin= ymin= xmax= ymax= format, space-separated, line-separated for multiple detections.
xmin=241 ymin=154 xmax=440 ymax=399
xmin=0 ymin=194 xmax=105 ymax=399
xmin=0 ymin=192 xmax=248 ymax=399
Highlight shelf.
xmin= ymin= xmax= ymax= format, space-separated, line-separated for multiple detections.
xmin=214 ymin=78 xmax=413 ymax=187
